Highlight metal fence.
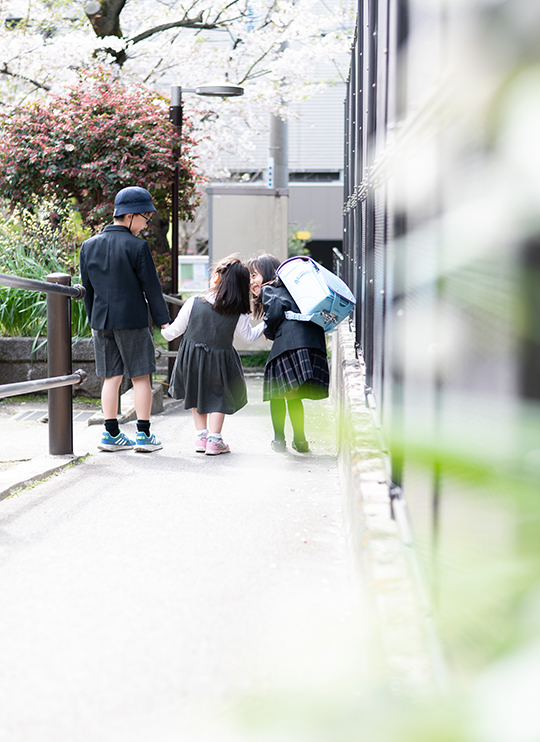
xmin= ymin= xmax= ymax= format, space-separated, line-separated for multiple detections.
xmin=342 ymin=0 xmax=411 ymax=513
xmin=342 ymin=0 xmax=540 ymax=609
xmin=0 ymin=273 xmax=87 ymax=456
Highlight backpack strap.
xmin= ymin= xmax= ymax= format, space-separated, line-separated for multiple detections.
xmin=284 ymin=310 xmax=315 ymax=322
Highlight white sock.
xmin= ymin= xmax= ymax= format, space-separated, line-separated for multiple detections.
xmin=208 ymin=433 xmax=222 ymax=441
xmin=196 ymin=428 xmax=208 ymax=438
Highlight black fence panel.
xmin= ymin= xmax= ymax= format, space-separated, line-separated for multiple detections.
xmin=342 ymin=0 xmax=540 ymax=669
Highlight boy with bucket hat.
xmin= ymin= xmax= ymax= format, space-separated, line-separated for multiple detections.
xmin=80 ymin=186 xmax=171 ymax=452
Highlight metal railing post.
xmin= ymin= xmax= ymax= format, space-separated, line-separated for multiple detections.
xmin=47 ymin=273 xmax=73 ymax=455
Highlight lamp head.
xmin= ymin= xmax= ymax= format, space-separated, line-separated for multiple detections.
xmin=169 ymin=83 xmax=244 ymax=125
xmin=194 ymin=83 xmax=244 ymax=97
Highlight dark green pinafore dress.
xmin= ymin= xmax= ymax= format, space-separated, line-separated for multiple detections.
xmin=168 ymin=297 xmax=247 ymax=414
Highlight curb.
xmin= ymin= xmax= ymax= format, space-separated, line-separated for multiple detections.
xmin=0 ymin=385 xmax=174 ymax=501
xmin=333 ymin=325 xmax=436 ymax=693
xmin=0 ymin=453 xmax=88 ymax=502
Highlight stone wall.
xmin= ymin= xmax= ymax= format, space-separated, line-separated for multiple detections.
xmin=0 ymin=337 xmax=101 ymax=397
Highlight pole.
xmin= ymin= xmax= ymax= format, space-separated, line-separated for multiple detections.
xmin=46 ymin=273 xmax=73 ymax=455
xmin=269 ymin=114 xmax=288 ymax=189
xmin=170 ymin=86 xmax=183 ymax=295
xmin=168 ymin=86 xmax=184 ymax=382
xmin=269 ymin=41 xmax=289 ymax=190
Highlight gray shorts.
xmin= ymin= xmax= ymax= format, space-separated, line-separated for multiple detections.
xmin=93 ymin=328 xmax=156 ymax=379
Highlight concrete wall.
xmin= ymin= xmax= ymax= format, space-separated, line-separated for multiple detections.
xmin=207 ymin=185 xmax=289 ymax=352
xmin=289 ymin=183 xmax=344 ymax=240
xmin=207 ymin=186 xmax=288 ymax=265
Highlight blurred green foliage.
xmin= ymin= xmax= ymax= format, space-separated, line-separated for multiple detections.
xmin=0 ymin=197 xmax=91 ymax=342
xmin=288 ymin=226 xmax=312 ymax=258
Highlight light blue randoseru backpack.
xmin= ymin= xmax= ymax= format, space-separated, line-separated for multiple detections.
xmin=276 ymin=256 xmax=356 ymax=333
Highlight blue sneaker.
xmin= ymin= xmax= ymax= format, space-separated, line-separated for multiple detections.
xmin=134 ymin=431 xmax=163 ymax=452
xmin=98 ymin=431 xmax=135 ymax=451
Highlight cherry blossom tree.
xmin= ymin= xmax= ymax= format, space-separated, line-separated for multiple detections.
xmin=0 ymin=0 xmax=354 ymax=175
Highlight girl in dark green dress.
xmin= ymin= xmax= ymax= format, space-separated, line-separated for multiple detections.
xmin=162 ymin=256 xmax=263 ymax=455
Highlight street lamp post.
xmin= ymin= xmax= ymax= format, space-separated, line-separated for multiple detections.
xmin=168 ymin=83 xmax=244 ymax=295
xmin=167 ymin=83 xmax=243 ymax=383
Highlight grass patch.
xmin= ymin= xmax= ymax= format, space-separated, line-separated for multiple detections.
xmin=240 ymin=351 xmax=269 ymax=368
xmin=153 ymin=327 xmax=169 ymax=348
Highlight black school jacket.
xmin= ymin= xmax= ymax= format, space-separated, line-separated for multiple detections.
xmin=80 ymin=224 xmax=170 ymax=330
xmin=262 ymin=282 xmax=326 ymax=363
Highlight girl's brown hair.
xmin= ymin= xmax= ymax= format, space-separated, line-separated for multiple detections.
xmin=247 ymin=253 xmax=281 ymax=319
xmin=210 ymin=255 xmax=251 ymax=316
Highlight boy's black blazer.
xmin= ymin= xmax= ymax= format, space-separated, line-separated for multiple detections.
xmin=80 ymin=225 xmax=170 ymax=329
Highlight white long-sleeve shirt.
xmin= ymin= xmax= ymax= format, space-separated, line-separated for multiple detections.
xmin=161 ymin=293 xmax=265 ymax=343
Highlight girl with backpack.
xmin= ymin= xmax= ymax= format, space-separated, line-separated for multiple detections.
xmin=162 ymin=255 xmax=263 ymax=455
xmin=248 ymin=254 xmax=330 ymax=453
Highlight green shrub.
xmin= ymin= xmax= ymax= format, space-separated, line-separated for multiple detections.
xmin=0 ymin=199 xmax=90 ymax=342
xmin=288 ymin=226 xmax=311 ymax=257
xmin=0 ymin=68 xmax=201 ymax=231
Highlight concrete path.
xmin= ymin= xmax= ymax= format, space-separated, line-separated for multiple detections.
xmin=0 ymin=378 xmax=369 ymax=742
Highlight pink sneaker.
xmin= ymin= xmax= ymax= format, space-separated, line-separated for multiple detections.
xmin=205 ymin=438 xmax=230 ymax=455
xmin=195 ymin=435 xmax=208 ymax=453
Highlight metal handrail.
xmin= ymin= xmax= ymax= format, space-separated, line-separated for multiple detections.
xmin=0 ymin=271 xmax=87 ymax=456
xmin=164 ymin=294 xmax=184 ymax=306
xmin=0 ymin=370 xmax=88 ymax=399
xmin=0 ymin=272 xmax=85 ymax=299
xmin=163 ymin=294 xmax=184 ymax=381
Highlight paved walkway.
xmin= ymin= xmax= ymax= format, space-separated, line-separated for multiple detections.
xmin=0 ymin=377 xmax=370 ymax=742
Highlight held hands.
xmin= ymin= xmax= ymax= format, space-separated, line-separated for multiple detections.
xmin=161 ymin=323 xmax=170 ymax=329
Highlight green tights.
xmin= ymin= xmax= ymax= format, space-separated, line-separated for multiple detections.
xmin=270 ymin=397 xmax=306 ymax=443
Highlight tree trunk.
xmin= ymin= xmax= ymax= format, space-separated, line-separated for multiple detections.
xmin=84 ymin=0 xmax=126 ymax=38
xmin=147 ymin=215 xmax=170 ymax=255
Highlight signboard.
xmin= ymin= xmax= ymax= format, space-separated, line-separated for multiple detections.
xmin=178 ymin=255 xmax=209 ymax=294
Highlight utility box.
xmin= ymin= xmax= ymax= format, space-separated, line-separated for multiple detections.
xmin=207 ymin=185 xmax=289 ymax=352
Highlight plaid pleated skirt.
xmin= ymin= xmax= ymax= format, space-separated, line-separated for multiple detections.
xmin=263 ymin=348 xmax=330 ymax=401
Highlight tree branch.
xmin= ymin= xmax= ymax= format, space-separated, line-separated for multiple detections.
xmin=261 ymin=0 xmax=279 ymax=27
xmin=0 ymin=64 xmax=51 ymax=92
xmin=212 ymin=0 xmax=245 ymax=26
xmin=236 ymin=32 xmax=291 ymax=84
xmin=129 ymin=17 xmax=221 ymax=45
